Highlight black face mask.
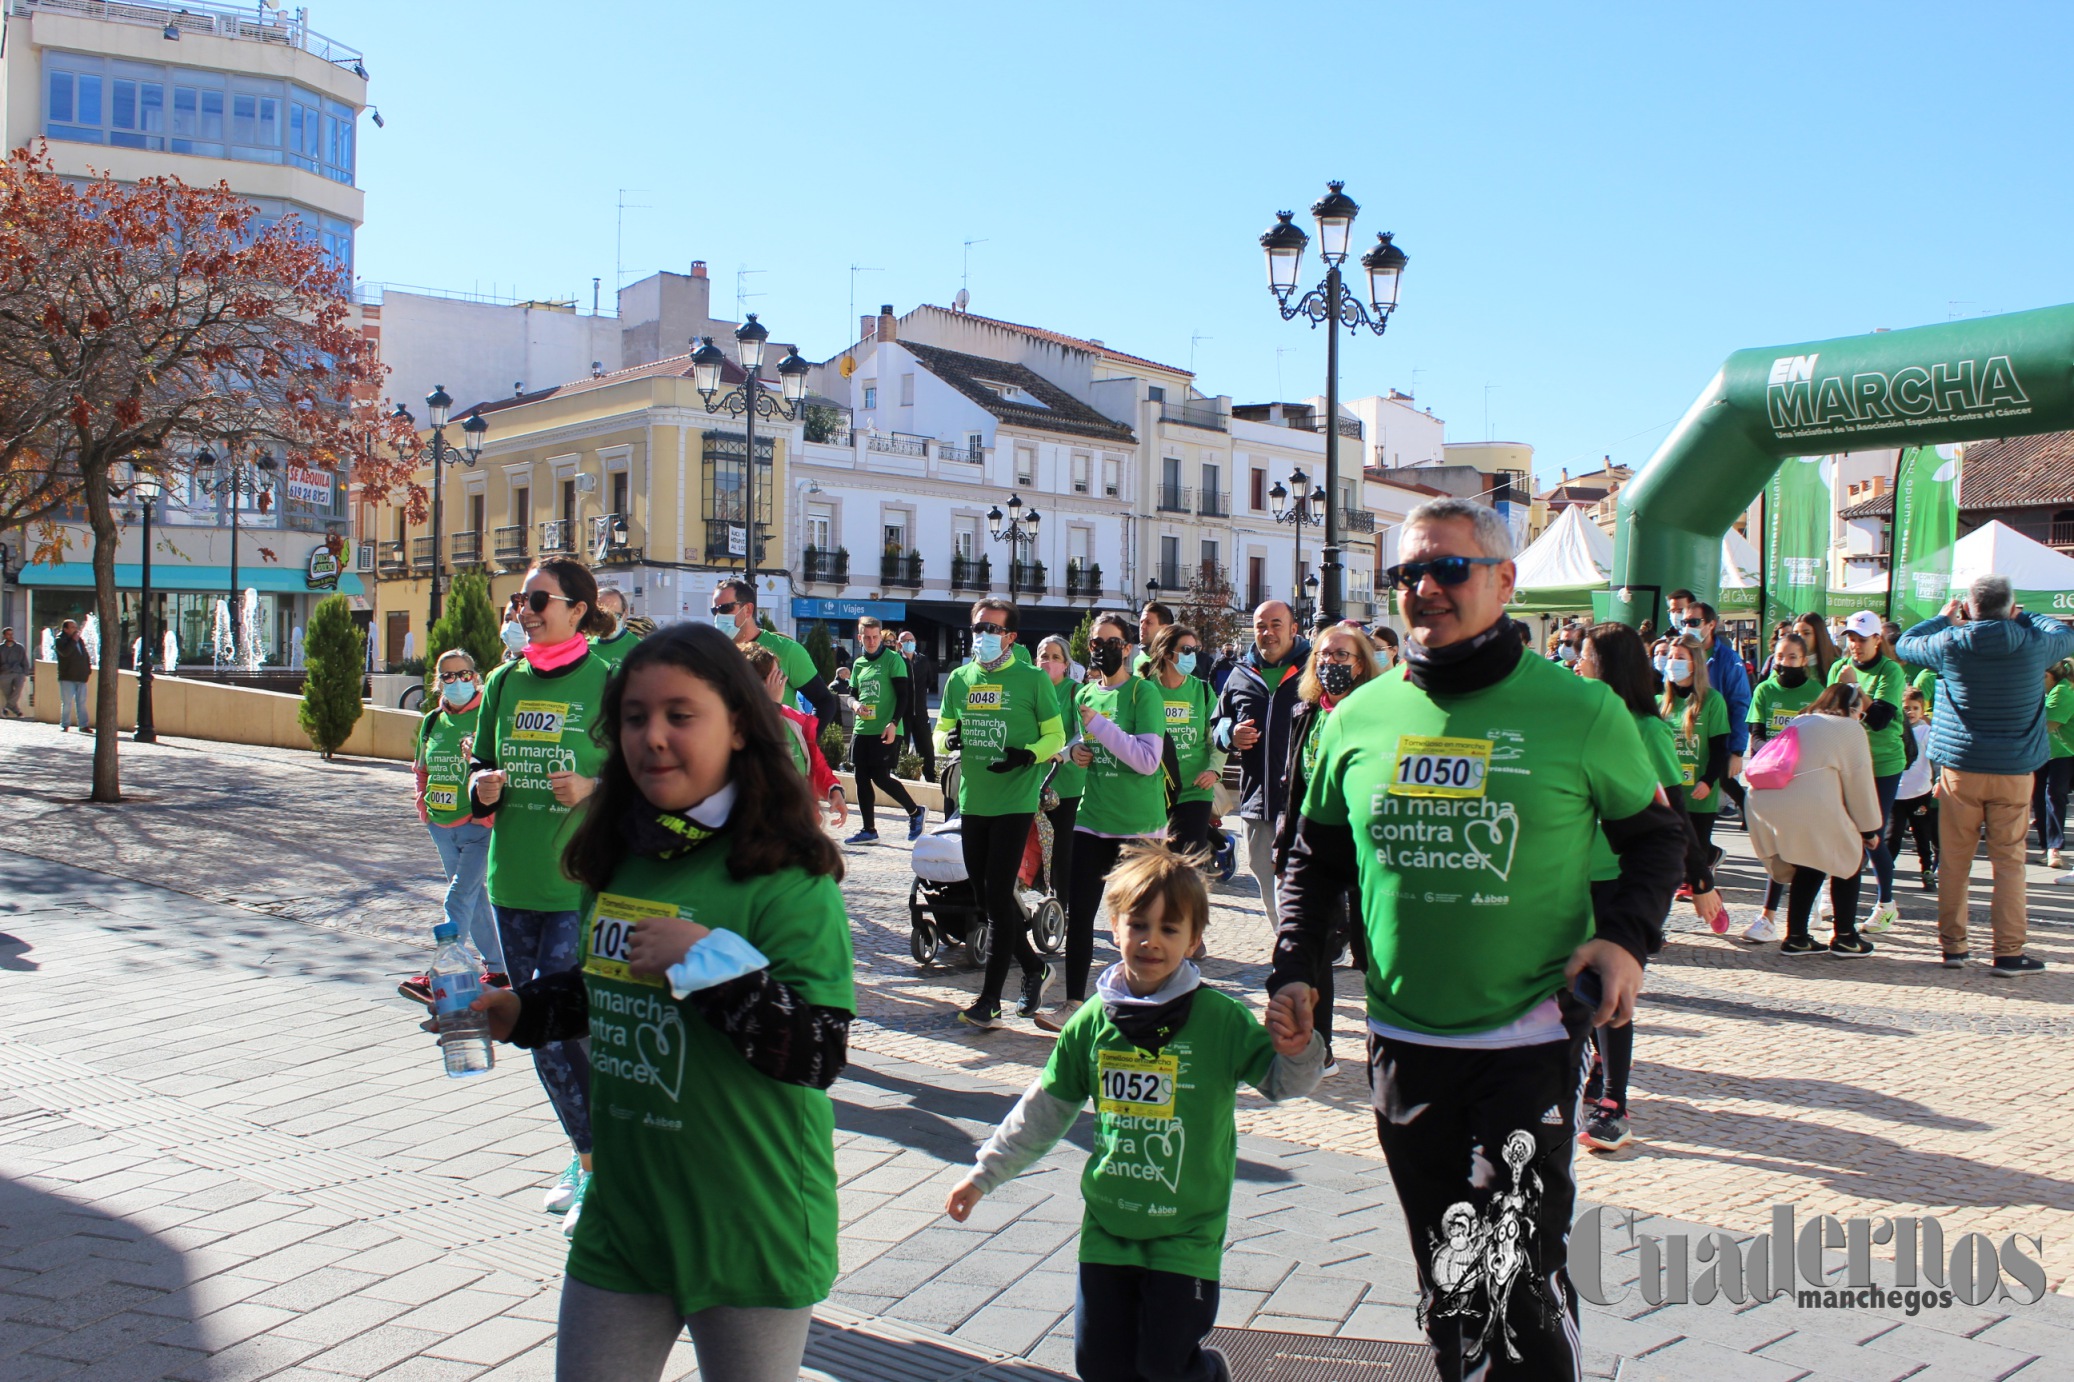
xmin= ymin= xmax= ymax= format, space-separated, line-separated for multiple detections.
xmin=1091 ymin=644 xmax=1125 ymax=676
xmin=1319 ymin=663 xmax=1357 ymax=699
xmin=1776 ymin=665 xmax=1809 ymax=688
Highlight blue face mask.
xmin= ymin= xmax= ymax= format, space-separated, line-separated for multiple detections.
xmin=1652 ymin=654 xmax=1667 ymax=672
xmin=440 ymin=678 xmax=477 ymax=708
xmin=1176 ymin=651 xmax=1197 ymax=676
xmin=973 ymin=632 xmax=1003 ymax=663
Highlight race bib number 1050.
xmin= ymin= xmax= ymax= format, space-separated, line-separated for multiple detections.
xmin=510 ymin=700 xmax=570 ymax=743
xmin=1389 ymin=735 xmax=1492 ymax=798
xmin=584 ymin=893 xmax=674 ymax=987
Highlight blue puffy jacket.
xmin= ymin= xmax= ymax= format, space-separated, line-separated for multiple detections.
xmin=1707 ymin=639 xmax=1753 ymax=755
xmin=1895 ymin=613 xmax=2074 ymax=775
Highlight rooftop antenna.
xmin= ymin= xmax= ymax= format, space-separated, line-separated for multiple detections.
xmin=615 ymin=188 xmax=650 ymax=287
xmin=1409 ymin=366 xmax=1425 ymax=399
xmin=1275 ymin=346 xmax=1296 ymax=399
xmin=735 ymin=266 xmax=765 ymax=322
xmin=1190 ymin=330 xmax=1212 ymax=373
xmin=1484 ymin=383 xmax=1500 ymax=442
xmin=849 ymin=264 xmax=883 ymax=343
xmin=962 ymin=237 xmax=989 ymax=299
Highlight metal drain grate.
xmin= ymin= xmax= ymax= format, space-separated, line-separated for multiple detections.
xmin=1204 ymin=1327 xmax=1439 ymax=1381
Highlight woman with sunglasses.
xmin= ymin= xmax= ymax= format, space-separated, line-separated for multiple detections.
xmin=467 ymin=557 xmax=616 ymax=1235
xmin=399 ymin=649 xmax=508 ymax=1001
xmin=1270 ymin=622 xmax=1384 ymax=1070
xmin=1146 ymin=624 xmax=1224 ymax=860
xmin=1053 ymin=612 xmax=1170 ymax=1029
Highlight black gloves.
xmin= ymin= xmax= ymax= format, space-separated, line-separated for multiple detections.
xmin=945 ymin=725 xmax=963 ymax=752
xmin=987 ymin=747 xmax=1036 ymax=774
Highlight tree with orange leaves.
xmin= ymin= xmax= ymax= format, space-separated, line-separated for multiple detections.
xmin=0 ymin=145 xmax=421 ymax=801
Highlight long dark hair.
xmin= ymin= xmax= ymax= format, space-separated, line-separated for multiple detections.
xmin=1582 ymin=623 xmax=1657 ymax=717
xmin=562 ymin=623 xmax=842 ymax=890
xmin=532 ymin=557 xmax=614 ymax=636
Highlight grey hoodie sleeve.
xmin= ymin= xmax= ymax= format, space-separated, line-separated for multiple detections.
xmin=1256 ymin=1030 xmax=1328 ymax=1102
xmin=968 ymin=1080 xmax=1082 ymax=1193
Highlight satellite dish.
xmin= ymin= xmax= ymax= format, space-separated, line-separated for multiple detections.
xmin=954 ymin=288 xmax=970 ymax=313
xmin=839 ymin=355 xmax=857 ymax=379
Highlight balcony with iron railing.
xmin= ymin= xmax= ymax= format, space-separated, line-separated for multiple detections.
xmin=1197 ymin=489 xmax=1229 ymax=519
xmin=1010 ymin=560 xmax=1047 ymax=596
xmin=1066 ymin=561 xmax=1103 ymax=600
xmin=492 ymin=525 xmax=529 ymax=566
xmin=538 ymin=518 xmax=574 ymax=554
xmin=1245 ymin=583 xmax=1269 ymax=610
xmin=937 ymin=441 xmax=986 ymax=464
xmin=802 ymin=546 xmax=848 ymax=584
xmin=2054 ymin=519 xmax=2074 ymax=551
xmin=1154 ymin=562 xmax=1185 ymax=591
xmin=450 ymin=530 xmax=482 ymax=568
xmin=1156 ymin=484 xmax=1193 ymax=514
xmin=866 ymin=433 xmax=931 ymax=458
xmin=705 ymin=520 xmax=765 ymax=564
xmin=1194 ymin=562 xmax=1230 ymax=593
xmin=410 ymin=536 xmax=436 ymax=573
xmin=950 ymin=553 xmax=992 ymax=592
xmin=881 ymin=551 xmax=924 ymax=588
xmin=1345 ymin=510 xmax=1376 ymax=533
xmin=375 ymin=540 xmax=406 ymax=577
xmin=14 ymin=0 xmax=364 ymax=63
xmin=1159 ymin=399 xmax=1229 ymax=432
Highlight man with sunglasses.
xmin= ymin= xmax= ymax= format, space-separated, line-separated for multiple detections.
xmin=1211 ymin=601 xmax=1311 ymax=928
xmin=710 ymin=578 xmax=840 ymax=731
xmin=1269 ymin=497 xmax=1685 ymax=1380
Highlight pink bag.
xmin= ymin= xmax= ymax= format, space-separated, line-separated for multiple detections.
xmin=1744 ymin=724 xmax=1802 ymax=790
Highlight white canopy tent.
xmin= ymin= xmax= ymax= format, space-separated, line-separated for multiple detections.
xmin=1510 ymin=505 xmax=1613 ymax=613
xmin=1948 ymin=520 xmax=2074 ymax=616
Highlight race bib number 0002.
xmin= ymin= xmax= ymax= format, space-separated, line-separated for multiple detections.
xmin=1389 ymin=735 xmax=1492 ymax=798
xmin=1097 ymin=1048 xmax=1179 ymax=1119
xmin=510 ymin=700 xmax=570 ymax=744
xmin=583 ymin=893 xmax=673 ymax=987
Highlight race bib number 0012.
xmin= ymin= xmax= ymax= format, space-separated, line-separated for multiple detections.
xmin=1096 ymin=1048 xmax=1179 ymax=1120
xmin=583 ymin=893 xmax=673 ymax=987
xmin=510 ymin=700 xmax=570 ymax=744
xmin=1389 ymin=735 xmax=1492 ymax=798
xmin=424 ymin=782 xmax=461 ymax=812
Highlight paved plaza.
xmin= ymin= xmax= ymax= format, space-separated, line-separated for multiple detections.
xmin=3 ymin=719 xmax=2072 ymax=1380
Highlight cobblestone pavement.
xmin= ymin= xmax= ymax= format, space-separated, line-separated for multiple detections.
xmin=5 ymin=719 xmax=2073 ymax=1380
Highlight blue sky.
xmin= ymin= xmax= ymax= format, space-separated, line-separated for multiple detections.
xmin=346 ymin=1 xmax=2074 ymax=485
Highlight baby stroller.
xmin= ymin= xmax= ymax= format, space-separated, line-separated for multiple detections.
xmin=908 ymin=756 xmax=1067 ymax=968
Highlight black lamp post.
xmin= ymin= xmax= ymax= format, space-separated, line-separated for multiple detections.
xmin=692 ymin=315 xmax=811 ymax=584
xmin=1259 ymin=182 xmax=1408 ymax=622
xmin=395 ymin=385 xmax=488 ymax=625
xmin=117 ymin=463 xmax=165 ymax=743
xmin=987 ymin=493 xmax=1042 ymax=594
xmin=1269 ymin=467 xmax=1327 ymax=615
xmin=192 ymin=446 xmax=278 ymax=663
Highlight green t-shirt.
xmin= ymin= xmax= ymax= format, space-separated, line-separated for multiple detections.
xmin=415 ymin=698 xmax=483 ymax=827
xmin=1049 ymin=678 xmax=1089 ymax=800
xmin=1075 ymin=675 xmax=1170 ymax=837
xmin=1669 ymin=687 xmax=1731 ymax=813
xmin=566 ymin=837 xmax=854 ymax=1315
xmin=757 ymin=629 xmax=820 ymax=693
xmin=941 ymin=658 xmax=1063 ymax=816
xmin=474 ymin=654 xmax=613 ymax=910
xmin=1590 ymin=712 xmax=1681 ymax=883
xmin=1159 ymin=675 xmax=1220 ymax=806
xmin=1747 ymin=672 xmax=1822 ymax=736
xmin=590 ymin=624 xmax=641 ymax=673
xmin=1041 ymin=985 xmax=1273 ymax=1280
xmin=1829 ymin=654 xmax=1907 ymax=776
xmin=2048 ymin=682 xmax=2074 ymax=760
xmin=1301 ymin=655 xmax=1659 ymax=1036
xmin=1912 ymin=665 xmax=1937 ymax=714
xmin=850 ymin=646 xmax=907 ymax=737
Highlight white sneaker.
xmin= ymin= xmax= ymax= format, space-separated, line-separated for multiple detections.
xmin=561 ymin=1189 xmax=585 ymax=1239
xmin=542 ymin=1157 xmax=584 ymax=1215
xmin=1320 ymin=1060 xmax=1341 ymax=1078
xmin=1863 ymin=902 xmax=1898 ymax=934
xmin=1742 ymin=913 xmax=1781 ymax=945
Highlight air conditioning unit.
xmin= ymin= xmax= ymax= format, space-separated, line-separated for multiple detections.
xmin=1073 ymin=482 xmax=1088 ymax=493
xmin=355 ymin=541 xmax=375 ymax=571
xmin=1104 ymin=484 xmax=1119 ymax=497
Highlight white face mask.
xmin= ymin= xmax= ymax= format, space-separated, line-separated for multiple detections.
xmin=1666 ymin=659 xmax=1692 ymax=683
xmin=1557 ymin=644 xmax=1578 ymax=662
xmin=501 ymin=620 xmax=527 ymax=652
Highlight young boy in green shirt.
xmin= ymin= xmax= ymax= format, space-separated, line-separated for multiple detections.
xmin=945 ymin=844 xmax=1325 ymax=1382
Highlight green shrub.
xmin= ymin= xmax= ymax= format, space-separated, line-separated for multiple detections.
xmin=897 ymin=748 xmax=923 ymax=780
xmin=299 ymin=594 xmax=366 ymax=760
xmin=423 ymin=570 xmax=502 ymax=698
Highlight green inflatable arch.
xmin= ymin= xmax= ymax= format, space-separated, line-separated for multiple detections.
xmin=1607 ymin=303 xmax=2074 ymax=629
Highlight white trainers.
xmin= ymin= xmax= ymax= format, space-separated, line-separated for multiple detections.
xmin=561 ymin=1177 xmax=589 ymax=1239
xmin=1742 ymin=913 xmax=1781 ymax=945
xmin=542 ymin=1157 xmax=584 ymax=1215
xmin=1863 ymin=902 xmax=1899 ymax=934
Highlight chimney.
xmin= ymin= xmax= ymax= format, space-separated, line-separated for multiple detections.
xmin=877 ymin=305 xmax=897 ymax=342
xmin=689 ymin=260 xmax=707 ymax=279
xmin=860 ymin=314 xmax=877 ymax=342
xmin=1560 ymin=467 xmax=1569 ymax=482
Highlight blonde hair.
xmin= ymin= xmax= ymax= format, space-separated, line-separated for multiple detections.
xmin=1659 ymin=633 xmax=1713 ymax=742
xmin=1102 ymin=841 xmax=1210 ymax=939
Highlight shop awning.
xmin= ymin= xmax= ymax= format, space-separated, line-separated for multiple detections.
xmin=14 ymin=562 xmax=363 ymax=596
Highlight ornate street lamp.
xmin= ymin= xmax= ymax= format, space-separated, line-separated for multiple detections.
xmin=118 ymin=463 xmax=166 ymax=743
xmin=397 ymin=385 xmax=489 ymax=624
xmin=1270 ymin=467 xmax=1326 ymax=615
xmin=1258 ymin=181 xmax=1409 ymax=621
xmin=692 ymin=316 xmax=810 ymax=582
xmin=989 ymin=493 xmax=1043 ymax=598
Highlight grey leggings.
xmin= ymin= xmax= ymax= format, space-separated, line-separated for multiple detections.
xmin=557 ymin=1276 xmax=812 ymax=1382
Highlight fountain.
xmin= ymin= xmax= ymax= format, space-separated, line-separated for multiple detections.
xmin=289 ymin=625 xmax=305 ymax=671
xmin=238 ymin=588 xmax=265 ymax=671
xmin=40 ymin=628 xmax=54 ymax=662
xmin=80 ymin=613 xmax=100 ymax=668
xmin=210 ymin=598 xmax=234 ymax=670
xmin=162 ymin=628 xmax=179 ymax=677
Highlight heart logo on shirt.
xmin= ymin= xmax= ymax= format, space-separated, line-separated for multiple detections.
xmin=635 ymin=1007 xmax=687 ymax=1104
xmin=1462 ymin=803 xmax=1520 ymax=882
xmin=1141 ymin=1121 xmax=1186 ymax=1195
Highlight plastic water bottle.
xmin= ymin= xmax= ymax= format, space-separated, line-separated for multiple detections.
xmin=430 ymin=921 xmax=494 ymax=1078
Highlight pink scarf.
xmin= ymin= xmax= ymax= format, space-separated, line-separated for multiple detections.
xmin=522 ymin=633 xmax=590 ymax=673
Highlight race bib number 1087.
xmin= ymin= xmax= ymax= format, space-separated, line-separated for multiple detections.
xmin=1389 ymin=735 xmax=1492 ymax=798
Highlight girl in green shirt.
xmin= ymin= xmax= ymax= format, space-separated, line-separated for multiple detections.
xmin=467 ymin=623 xmax=853 ymax=1382
xmin=2032 ymin=658 xmax=2074 ymax=869
xmin=1832 ymin=612 xmax=1908 ymax=933
xmin=1145 ymin=624 xmax=1225 ymax=859
xmin=1661 ymin=634 xmax=1730 ymax=867
xmin=411 ymin=648 xmax=505 ymax=983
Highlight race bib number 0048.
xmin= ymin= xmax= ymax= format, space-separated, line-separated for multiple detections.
xmin=965 ymin=684 xmax=1004 ymax=711
xmin=1097 ymin=1048 xmax=1179 ymax=1119
xmin=510 ymin=700 xmax=570 ymax=743
xmin=583 ymin=893 xmax=673 ymax=987
xmin=1389 ymin=736 xmax=1492 ymax=798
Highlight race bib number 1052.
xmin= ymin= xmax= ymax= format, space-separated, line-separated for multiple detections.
xmin=1097 ymin=1048 xmax=1179 ymax=1119
xmin=1389 ymin=735 xmax=1492 ymax=798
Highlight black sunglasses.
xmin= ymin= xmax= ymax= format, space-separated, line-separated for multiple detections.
xmin=970 ymin=622 xmax=1007 ymax=635
xmin=1090 ymin=636 xmax=1127 ymax=651
xmin=710 ymin=600 xmax=740 ymax=616
xmin=1177 ymin=644 xmax=1201 ymax=656
xmin=436 ymin=669 xmax=475 ymax=683
xmin=523 ymin=590 xmax=576 ymax=613
xmin=1385 ymin=556 xmax=1504 ymax=589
